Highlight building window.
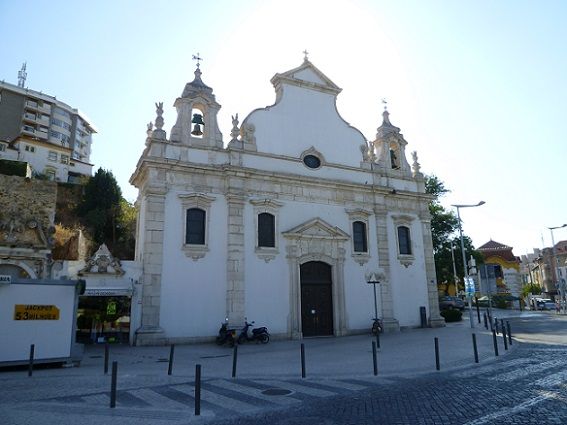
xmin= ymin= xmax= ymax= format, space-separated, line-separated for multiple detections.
xmin=24 ymin=145 xmax=35 ymax=153
xmin=258 ymin=213 xmax=275 ymax=248
xmin=397 ymin=226 xmax=412 ymax=255
xmin=48 ymin=151 xmax=57 ymax=161
xmin=60 ymin=154 xmax=69 ymax=164
xmin=346 ymin=208 xmax=372 ymax=265
xmin=0 ymin=144 xmax=6 ymax=152
xmin=303 ymin=155 xmax=321 ymax=169
xmin=251 ymin=199 xmax=283 ymax=262
xmin=353 ymin=221 xmax=368 ymax=253
xmin=300 ymin=147 xmax=325 ymax=170
xmin=44 ymin=168 xmax=56 ymax=181
xmin=185 ymin=208 xmax=206 ymax=245
xmin=179 ymin=193 xmax=215 ymax=260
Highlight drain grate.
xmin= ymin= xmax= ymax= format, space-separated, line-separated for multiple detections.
xmin=261 ymin=388 xmax=293 ymax=396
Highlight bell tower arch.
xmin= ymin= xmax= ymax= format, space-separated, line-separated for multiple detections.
xmin=170 ymin=63 xmax=223 ymax=148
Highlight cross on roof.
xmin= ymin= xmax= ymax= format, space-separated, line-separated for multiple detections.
xmin=303 ymin=50 xmax=309 ymax=61
xmin=192 ymin=53 xmax=203 ymax=68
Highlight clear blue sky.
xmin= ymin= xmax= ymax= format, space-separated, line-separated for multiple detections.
xmin=2 ymin=0 xmax=566 ymax=256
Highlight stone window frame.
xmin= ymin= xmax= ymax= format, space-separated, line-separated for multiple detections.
xmin=178 ymin=193 xmax=215 ymax=260
xmin=250 ymin=199 xmax=283 ymax=263
xmin=392 ymin=214 xmax=415 ymax=267
xmin=300 ymin=146 xmax=325 ymax=171
xmin=346 ymin=208 xmax=372 ymax=266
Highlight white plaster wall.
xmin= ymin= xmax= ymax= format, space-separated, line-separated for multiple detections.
xmin=245 ymin=84 xmax=365 ymax=167
xmin=159 ymin=191 xmax=228 ymax=338
xmin=387 ymin=215 xmax=430 ymax=327
xmin=343 ymin=217 xmax=381 ymax=331
xmin=0 ymin=283 xmax=76 ymax=362
xmin=243 ymin=202 xmax=289 ymax=334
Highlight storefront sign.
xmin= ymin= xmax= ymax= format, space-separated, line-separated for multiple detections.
xmin=83 ymin=288 xmax=132 ymax=297
xmin=14 ymin=305 xmax=60 ymax=320
xmin=0 ymin=275 xmax=11 ymax=285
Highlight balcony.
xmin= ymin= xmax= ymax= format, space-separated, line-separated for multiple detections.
xmin=21 ymin=125 xmax=36 ymax=136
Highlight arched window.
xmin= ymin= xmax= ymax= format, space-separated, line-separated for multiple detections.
xmin=353 ymin=221 xmax=367 ymax=253
xmin=185 ymin=208 xmax=206 ymax=245
xmin=397 ymin=226 xmax=412 ymax=255
xmin=258 ymin=212 xmax=275 ymax=248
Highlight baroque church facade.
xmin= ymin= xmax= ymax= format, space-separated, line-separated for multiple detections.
xmin=130 ymin=58 xmax=443 ymax=345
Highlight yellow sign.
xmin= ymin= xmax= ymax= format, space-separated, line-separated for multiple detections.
xmin=14 ymin=305 xmax=60 ymax=321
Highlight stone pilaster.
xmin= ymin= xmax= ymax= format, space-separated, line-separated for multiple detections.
xmin=135 ymin=188 xmax=167 ymax=345
xmin=226 ymin=193 xmax=246 ymax=327
xmin=420 ymin=210 xmax=445 ymax=327
xmin=374 ymin=207 xmax=399 ymax=331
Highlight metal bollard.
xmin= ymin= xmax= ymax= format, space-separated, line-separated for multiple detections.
xmin=28 ymin=344 xmax=35 ymax=377
xmin=483 ymin=312 xmax=488 ymax=329
xmin=434 ymin=337 xmax=440 ymax=371
xmin=502 ymin=325 xmax=508 ymax=351
xmin=494 ymin=318 xmax=499 ymax=335
xmin=110 ymin=361 xmax=118 ymax=408
xmin=168 ymin=344 xmax=175 ymax=376
xmin=231 ymin=345 xmax=238 ymax=378
xmin=476 ymin=298 xmax=481 ymax=323
xmin=472 ymin=333 xmax=479 ymax=363
xmin=300 ymin=343 xmax=306 ymax=378
xmin=372 ymin=341 xmax=378 ymax=376
xmin=492 ymin=330 xmax=499 ymax=357
xmin=507 ymin=321 xmax=512 ymax=345
xmin=104 ymin=343 xmax=109 ymax=375
xmin=195 ymin=364 xmax=201 ymax=416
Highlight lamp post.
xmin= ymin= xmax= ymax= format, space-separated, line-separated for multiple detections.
xmin=450 ymin=242 xmax=459 ymax=296
xmin=367 ymin=273 xmax=381 ymax=321
xmin=549 ymin=224 xmax=567 ymax=313
xmin=452 ymin=201 xmax=485 ymax=328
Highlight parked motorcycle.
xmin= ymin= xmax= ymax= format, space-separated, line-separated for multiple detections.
xmin=237 ymin=319 xmax=270 ymax=344
xmin=216 ymin=318 xmax=237 ymax=347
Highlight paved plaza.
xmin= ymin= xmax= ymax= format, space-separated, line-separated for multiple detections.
xmin=0 ymin=310 xmax=550 ymax=425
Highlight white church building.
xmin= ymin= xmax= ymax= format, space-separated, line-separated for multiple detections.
xmin=130 ymin=57 xmax=444 ymax=345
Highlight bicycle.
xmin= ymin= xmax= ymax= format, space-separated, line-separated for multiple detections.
xmin=371 ymin=318 xmax=383 ymax=335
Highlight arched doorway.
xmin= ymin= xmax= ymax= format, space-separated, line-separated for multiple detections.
xmin=300 ymin=261 xmax=333 ymax=336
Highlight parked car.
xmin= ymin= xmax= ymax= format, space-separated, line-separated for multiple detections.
xmin=439 ymin=296 xmax=465 ymax=310
xmin=536 ymin=298 xmax=556 ymax=310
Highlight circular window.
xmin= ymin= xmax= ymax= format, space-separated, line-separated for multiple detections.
xmin=303 ymin=154 xmax=321 ymax=169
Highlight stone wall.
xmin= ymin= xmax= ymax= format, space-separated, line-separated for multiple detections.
xmin=0 ymin=175 xmax=57 ymax=249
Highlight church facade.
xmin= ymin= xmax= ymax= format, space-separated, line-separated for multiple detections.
xmin=130 ymin=58 xmax=443 ymax=345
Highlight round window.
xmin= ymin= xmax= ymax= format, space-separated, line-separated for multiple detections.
xmin=303 ymin=154 xmax=321 ymax=169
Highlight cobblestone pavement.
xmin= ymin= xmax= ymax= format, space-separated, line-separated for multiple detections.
xmin=2 ymin=314 xmax=566 ymax=425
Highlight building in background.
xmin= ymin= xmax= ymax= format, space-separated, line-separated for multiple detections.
xmin=477 ymin=240 xmax=522 ymax=297
xmin=527 ymin=242 xmax=567 ymax=298
xmin=0 ymin=64 xmax=96 ymax=183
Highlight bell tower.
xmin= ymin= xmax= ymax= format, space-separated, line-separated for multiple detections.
xmin=373 ymin=107 xmax=411 ymax=176
xmin=170 ymin=57 xmax=223 ymax=148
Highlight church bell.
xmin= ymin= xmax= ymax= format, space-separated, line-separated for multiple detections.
xmin=191 ymin=113 xmax=205 ymax=136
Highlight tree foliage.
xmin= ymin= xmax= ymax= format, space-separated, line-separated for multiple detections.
xmin=77 ymin=168 xmax=136 ymax=259
xmin=425 ymin=175 xmax=483 ymax=289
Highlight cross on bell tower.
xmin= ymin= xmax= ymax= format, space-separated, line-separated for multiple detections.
xmin=192 ymin=53 xmax=203 ymax=68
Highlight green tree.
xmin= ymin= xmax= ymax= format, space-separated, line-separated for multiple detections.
xmin=425 ymin=175 xmax=483 ymax=291
xmin=78 ymin=168 xmax=136 ymax=258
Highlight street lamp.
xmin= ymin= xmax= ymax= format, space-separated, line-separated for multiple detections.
xmin=549 ymin=224 xmax=567 ymax=313
xmin=452 ymin=201 xmax=486 ymax=328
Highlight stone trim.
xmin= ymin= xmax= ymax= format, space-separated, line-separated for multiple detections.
xmin=300 ymin=146 xmax=325 ymax=170
xmin=178 ymin=193 xmax=215 ymax=260
xmin=392 ymin=214 xmax=416 ymax=268
xmin=346 ymin=208 xmax=372 ymax=266
xmin=250 ymin=198 xmax=284 ymax=263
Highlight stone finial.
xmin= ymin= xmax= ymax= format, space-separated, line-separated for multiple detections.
xmin=155 ymin=102 xmax=164 ymax=130
xmin=411 ymin=151 xmax=422 ymax=177
xmin=240 ymin=123 xmax=256 ymax=145
xmin=146 ymin=121 xmax=153 ymax=137
xmin=230 ymin=113 xmax=240 ymax=141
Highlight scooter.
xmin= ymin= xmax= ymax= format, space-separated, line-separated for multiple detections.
xmin=371 ymin=318 xmax=383 ymax=335
xmin=237 ymin=319 xmax=270 ymax=344
xmin=216 ymin=318 xmax=237 ymax=347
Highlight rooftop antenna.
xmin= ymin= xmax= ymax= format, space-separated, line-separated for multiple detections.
xmin=18 ymin=62 xmax=27 ymax=88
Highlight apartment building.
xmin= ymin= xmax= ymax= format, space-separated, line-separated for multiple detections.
xmin=0 ymin=77 xmax=96 ymax=182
